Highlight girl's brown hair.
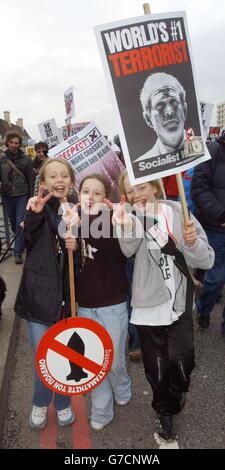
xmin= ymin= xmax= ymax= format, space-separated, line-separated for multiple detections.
xmin=39 ymin=158 xmax=75 ymax=185
xmin=118 ymin=169 xmax=164 ymax=200
xmin=79 ymin=173 xmax=111 ymax=199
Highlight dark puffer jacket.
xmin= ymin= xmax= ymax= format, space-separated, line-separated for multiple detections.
xmin=190 ymin=135 xmax=225 ymax=231
xmin=0 ymin=149 xmax=33 ymax=197
xmin=14 ymin=197 xmax=75 ymax=326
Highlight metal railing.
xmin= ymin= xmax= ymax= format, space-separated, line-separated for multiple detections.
xmin=0 ymin=195 xmax=13 ymax=261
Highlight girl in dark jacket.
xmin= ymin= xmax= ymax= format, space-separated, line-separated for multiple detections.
xmin=75 ymin=174 xmax=131 ymax=431
xmin=14 ymin=158 xmax=77 ymax=429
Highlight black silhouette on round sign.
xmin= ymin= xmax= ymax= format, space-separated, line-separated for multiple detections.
xmin=66 ymin=331 xmax=88 ymax=382
xmin=36 ymin=317 xmax=114 ymax=396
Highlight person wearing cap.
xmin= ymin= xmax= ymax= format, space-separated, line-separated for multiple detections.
xmin=135 ymin=72 xmax=187 ymax=162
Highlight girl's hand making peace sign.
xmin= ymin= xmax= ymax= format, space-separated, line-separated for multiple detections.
xmin=61 ymin=198 xmax=81 ymax=228
xmin=26 ymin=186 xmax=53 ymax=213
xmin=104 ymin=195 xmax=133 ymax=229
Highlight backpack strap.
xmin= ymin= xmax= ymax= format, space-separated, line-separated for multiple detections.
xmin=5 ymin=158 xmax=25 ymax=179
xmin=161 ymin=236 xmax=194 ymax=316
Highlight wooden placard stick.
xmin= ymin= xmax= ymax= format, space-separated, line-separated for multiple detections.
xmin=67 ymin=223 xmax=76 ymax=318
xmin=143 ymin=3 xmax=151 ymax=14
xmin=143 ymin=2 xmax=190 ymax=228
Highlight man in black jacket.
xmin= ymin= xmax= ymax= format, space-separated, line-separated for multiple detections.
xmin=0 ymin=131 xmax=33 ymax=264
xmin=191 ymin=129 xmax=225 ymax=334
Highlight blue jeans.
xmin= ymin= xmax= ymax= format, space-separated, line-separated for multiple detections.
xmin=78 ymin=302 xmax=131 ymax=426
xmin=2 ymin=195 xmax=27 ymax=255
xmin=27 ymin=320 xmax=71 ymax=410
xmin=196 ymin=228 xmax=225 ymax=332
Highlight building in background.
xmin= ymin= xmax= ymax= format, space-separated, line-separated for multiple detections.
xmin=0 ymin=111 xmax=31 ymax=153
xmin=216 ymin=101 xmax=225 ymax=128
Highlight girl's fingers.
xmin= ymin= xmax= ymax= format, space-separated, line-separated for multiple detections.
xmin=26 ymin=200 xmax=31 ymax=210
xmin=68 ymin=213 xmax=80 ymax=226
xmin=65 ymin=233 xmax=75 ymax=245
xmin=184 ymin=221 xmax=197 ymax=245
xmin=186 ymin=220 xmax=195 ymax=227
xmin=42 ymin=192 xmax=53 ymax=204
xmin=111 ymin=213 xmax=117 ymax=226
xmin=26 ymin=197 xmax=37 ymax=210
xmin=61 ymin=197 xmax=71 ymax=216
xmin=185 ymin=228 xmax=196 ymax=237
xmin=104 ymin=198 xmax=113 ymax=209
xmin=104 ymin=198 xmax=127 ymax=213
xmin=185 ymin=221 xmax=195 ymax=232
xmin=64 ymin=232 xmax=75 ymax=239
xmin=61 ymin=199 xmax=80 ymax=214
xmin=37 ymin=185 xmax=45 ymax=199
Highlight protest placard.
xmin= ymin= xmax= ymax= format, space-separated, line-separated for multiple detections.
xmin=200 ymin=101 xmax=214 ymax=141
xmin=208 ymin=126 xmax=220 ymax=143
xmin=38 ymin=118 xmax=62 ymax=148
xmin=95 ymin=12 xmax=210 ymax=185
xmin=64 ymin=86 xmax=75 ymax=120
xmin=48 ymin=122 xmax=124 ymax=202
xmin=61 ymin=121 xmax=90 ymax=140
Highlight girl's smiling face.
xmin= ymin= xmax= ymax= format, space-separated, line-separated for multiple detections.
xmin=42 ymin=161 xmax=72 ymax=199
xmin=124 ymin=176 xmax=157 ymax=212
xmin=79 ymin=178 xmax=106 ymax=214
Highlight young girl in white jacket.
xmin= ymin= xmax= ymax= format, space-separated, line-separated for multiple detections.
xmin=106 ymin=171 xmax=214 ymax=441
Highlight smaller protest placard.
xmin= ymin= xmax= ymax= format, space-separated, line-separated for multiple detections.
xmin=38 ymin=118 xmax=62 ymax=148
xmin=49 ymin=122 xmax=124 ymax=201
xmin=200 ymin=102 xmax=214 ymax=141
xmin=64 ymin=86 xmax=75 ymax=120
xmin=61 ymin=122 xmax=90 ymax=140
xmin=208 ymin=126 xmax=220 ymax=143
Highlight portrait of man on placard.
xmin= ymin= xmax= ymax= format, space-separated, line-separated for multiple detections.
xmin=134 ymin=72 xmax=203 ymax=163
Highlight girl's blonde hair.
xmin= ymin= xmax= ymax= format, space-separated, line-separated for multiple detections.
xmin=79 ymin=173 xmax=111 ymax=199
xmin=39 ymin=158 xmax=75 ymax=185
xmin=118 ymin=169 xmax=165 ymax=200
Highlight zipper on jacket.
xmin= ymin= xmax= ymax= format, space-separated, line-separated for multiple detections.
xmin=156 ymin=355 xmax=163 ymax=383
xmin=177 ymin=359 xmax=188 ymax=383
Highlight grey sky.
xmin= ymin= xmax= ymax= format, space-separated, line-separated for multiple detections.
xmin=0 ymin=0 xmax=224 ymax=141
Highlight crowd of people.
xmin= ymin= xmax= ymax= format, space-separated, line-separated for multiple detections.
xmin=0 ymin=126 xmax=224 ymax=442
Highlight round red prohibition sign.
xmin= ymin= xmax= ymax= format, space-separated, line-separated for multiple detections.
xmin=36 ymin=317 xmax=114 ymax=396
xmin=186 ymin=127 xmax=195 ymax=141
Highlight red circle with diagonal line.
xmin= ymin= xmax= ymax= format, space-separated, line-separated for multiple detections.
xmin=36 ymin=317 xmax=114 ymax=396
